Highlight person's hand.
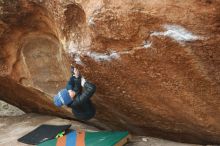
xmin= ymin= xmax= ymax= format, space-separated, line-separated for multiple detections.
xmin=68 ymin=90 xmax=76 ymax=99
xmin=74 ymin=68 xmax=80 ymax=78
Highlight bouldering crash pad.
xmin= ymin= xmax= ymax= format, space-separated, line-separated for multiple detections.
xmin=38 ymin=130 xmax=130 ymax=146
xmin=18 ymin=124 xmax=71 ymax=145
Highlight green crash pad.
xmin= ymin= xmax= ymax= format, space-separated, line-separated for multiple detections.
xmin=38 ymin=130 xmax=130 ymax=146
xmin=85 ymin=131 xmax=129 ymax=146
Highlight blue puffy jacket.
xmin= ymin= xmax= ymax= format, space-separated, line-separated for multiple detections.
xmin=54 ymin=75 xmax=96 ymax=121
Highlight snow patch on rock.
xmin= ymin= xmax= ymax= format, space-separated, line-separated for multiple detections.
xmin=143 ymin=41 xmax=152 ymax=49
xmin=74 ymin=55 xmax=85 ymax=66
xmin=151 ymin=24 xmax=202 ymax=43
xmin=66 ymin=40 xmax=152 ymax=63
xmin=67 ymin=41 xmax=81 ymax=54
xmin=86 ymin=51 xmax=120 ymax=62
xmin=88 ymin=16 xmax=95 ymax=26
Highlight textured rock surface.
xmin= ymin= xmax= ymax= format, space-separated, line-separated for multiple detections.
xmin=0 ymin=100 xmax=25 ymax=116
xmin=0 ymin=0 xmax=220 ymax=144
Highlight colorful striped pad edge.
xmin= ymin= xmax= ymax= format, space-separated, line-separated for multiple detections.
xmin=38 ymin=130 xmax=129 ymax=146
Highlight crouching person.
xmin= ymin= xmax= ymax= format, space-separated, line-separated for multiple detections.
xmin=54 ymin=66 xmax=96 ymax=121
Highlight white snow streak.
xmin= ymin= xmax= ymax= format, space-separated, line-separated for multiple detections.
xmin=88 ymin=16 xmax=95 ymax=26
xmin=66 ymin=40 xmax=153 ymax=63
xmin=151 ymin=24 xmax=202 ymax=43
xmin=86 ymin=51 xmax=120 ymax=62
xmin=143 ymin=41 xmax=152 ymax=49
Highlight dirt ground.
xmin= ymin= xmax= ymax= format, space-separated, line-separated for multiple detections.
xmin=0 ymin=113 xmax=205 ymax=146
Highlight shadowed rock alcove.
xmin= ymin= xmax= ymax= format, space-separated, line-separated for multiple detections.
xmin=21 ymin=35 xmax=66 ymax=95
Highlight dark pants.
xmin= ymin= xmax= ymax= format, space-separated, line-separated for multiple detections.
xmin=67 ymin=82 xmax=96 ymax=121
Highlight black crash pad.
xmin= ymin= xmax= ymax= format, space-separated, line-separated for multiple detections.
xmin=17 ymin=124 xmax=71 ymax=145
